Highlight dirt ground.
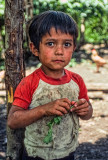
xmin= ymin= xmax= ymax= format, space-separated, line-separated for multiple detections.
xmin=70 ymin=63 xmax=108 ymax=160
xmin=0 ymin=58 xmax=108 ymax=160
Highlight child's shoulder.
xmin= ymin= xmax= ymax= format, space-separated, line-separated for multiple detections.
xmin=65 ymin=69 xmax=86 ymax=89
xmin=65 ymin=69 xmax=83 ymax=81
xmin=19 ymin=68 xmax=41 ymax=85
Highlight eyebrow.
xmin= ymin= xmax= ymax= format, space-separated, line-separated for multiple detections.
xmin=45 ymin=39 xmax=73 ymax=42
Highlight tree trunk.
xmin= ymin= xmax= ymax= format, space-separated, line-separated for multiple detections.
xmin=76 ymin=18 xmax=85 ymax=51
xmin=80 ymin=18 xmax=85 ymax=44
xmin=5 ymin=0 xmax=25 ymax=159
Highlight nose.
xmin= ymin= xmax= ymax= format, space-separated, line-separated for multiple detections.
xmin=55 ymin=45 xmax=63 ymax=55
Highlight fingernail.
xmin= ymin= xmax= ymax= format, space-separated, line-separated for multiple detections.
xmin=70 ymin=109 xmax=73 ymax=112
xmin=74 ymin=104 xmax=77 ymax=107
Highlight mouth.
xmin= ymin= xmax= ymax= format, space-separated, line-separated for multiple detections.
xmin=52 ymin=59 xmax=65 ymax=63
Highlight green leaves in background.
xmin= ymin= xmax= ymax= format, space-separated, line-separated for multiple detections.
xmin=33 ymin=0 xmax=108 ymax=44
xmin=0 ymin=0 xmax=108 ymax=67
xmin=0 ymin=0 xmax=5 ymax=16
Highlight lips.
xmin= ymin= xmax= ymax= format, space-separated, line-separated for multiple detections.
xmin=52 ymin=59 xmax=65 ymax=63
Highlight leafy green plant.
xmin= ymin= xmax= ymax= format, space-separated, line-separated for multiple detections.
xmin=43 ymin=116 xmax=62 ymax=144
xmin=0 ymin=0 xmax=5 ymax=16
xmin=0 ymin=0 xmax=5 ymax=63
xmin=0 ymin=60 xmax=5 ymax=70
xmin=43 ymin=104 xmax=75 ymax=144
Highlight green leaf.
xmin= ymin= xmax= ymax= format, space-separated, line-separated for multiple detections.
xmin=43 ymin=116 xmax=62 ymax=144
xmin=54 ymin=116 xmax=62 ymax=124
xmin=43 ymin=128 xmax=53 ymax=144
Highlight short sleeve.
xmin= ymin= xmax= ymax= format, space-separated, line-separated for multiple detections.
xmin=69 ymin=71 xmax=89 ymax=101
xmin=77 ymin=76 xmax=89 ymax=101
xmin=13 ymin=72 xmax=39 ymax=109
xmin=13 ymin=78 xmax=32 ymax=109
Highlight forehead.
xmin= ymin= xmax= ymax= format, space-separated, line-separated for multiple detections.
xmin=42 ymin=27 xmax=74 ymax=40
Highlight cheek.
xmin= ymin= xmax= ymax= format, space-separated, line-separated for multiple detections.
xmin=65 ymin=52 xmax=73 ymax=60
xmin=40 ymin=47 xmax=52 ymax=56
xmin=39 ymin=52 xmax=51 ymax=62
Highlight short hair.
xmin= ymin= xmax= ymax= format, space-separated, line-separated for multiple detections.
xmin=29 ymin=10 xmax=78 ymax=51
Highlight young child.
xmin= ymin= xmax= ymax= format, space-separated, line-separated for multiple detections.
xmin=8 ymin=10 xmax=93 ymax=160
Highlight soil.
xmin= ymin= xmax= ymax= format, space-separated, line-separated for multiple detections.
xmin=0 ymin=58 xmax=108 ymax=160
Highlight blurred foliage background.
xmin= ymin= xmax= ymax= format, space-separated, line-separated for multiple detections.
xmin=0 ymin=0 xmax=108 ymax=69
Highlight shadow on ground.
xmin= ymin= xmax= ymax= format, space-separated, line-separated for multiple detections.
xmin=75 ymin=135 xmax=108 ymax=160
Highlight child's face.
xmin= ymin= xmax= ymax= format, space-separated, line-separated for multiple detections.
xmin=32 ymin=27 xmax=75 ymax=76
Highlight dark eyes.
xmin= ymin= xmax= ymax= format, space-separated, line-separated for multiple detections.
xmin=46 ymin=42 xmax=72 ymax=47
xmin=64 ymin=43 xmax=72 ymax=47
xmin=46 ymin=42 xmax=54 ymax=46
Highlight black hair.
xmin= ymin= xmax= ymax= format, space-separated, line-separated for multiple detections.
xmin=29 ymin=10 xmax=78 ymax=51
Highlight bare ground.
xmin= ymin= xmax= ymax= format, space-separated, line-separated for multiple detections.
xmin=0 ymin=60 xmax=108 ymax=160
xmin=69 ymin=62 xmax=108 ymax=160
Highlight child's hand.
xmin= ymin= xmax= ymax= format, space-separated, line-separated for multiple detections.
xmin=43 ymin=98 xmax=71 ymax=116
xmin=70 ymin=99 xmax=93 ymax=120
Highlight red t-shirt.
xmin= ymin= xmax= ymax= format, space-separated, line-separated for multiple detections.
xmin=13 ymin=68 xmax=89 ymax=109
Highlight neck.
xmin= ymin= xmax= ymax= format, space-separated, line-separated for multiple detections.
xmin=41 ymin=66 xmax=65 ymax=79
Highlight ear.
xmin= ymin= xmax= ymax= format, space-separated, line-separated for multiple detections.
xmin=73 ymin=45 xmax=76 ymax=52
xmin=71 ymin=46 xmax=76 ymax=56
xmin=29 ymin=42 xmax=39 ymax=57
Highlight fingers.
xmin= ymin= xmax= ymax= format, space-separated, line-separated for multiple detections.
xmin=75 ymin=98 xmax=87 ymax=106
xmin=52 ymin=98 xmax=71 ymax=115
xmin=44 ymin=98 xmax=72 ymax=116
xmin=60 ymin=98 xmax=71 ymax=109
xmin=62 ymin=98 xmax=72 ymax=106
xmin=45 ymin=98 xmax=90 ymax=117
xmin=70 ymin=99 xmax=90 ymax=116
xmin=74 ymin=106 xmax=90 ymax=116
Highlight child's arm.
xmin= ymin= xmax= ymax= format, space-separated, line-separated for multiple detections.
xmin=7 ymin=98 xmax=71 ymax=129
xmin=70 ymin=99 xmax=93 ymax=120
